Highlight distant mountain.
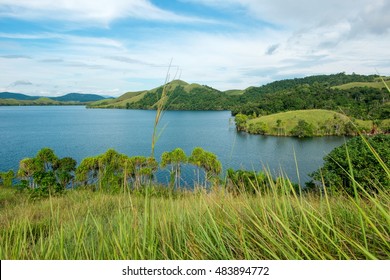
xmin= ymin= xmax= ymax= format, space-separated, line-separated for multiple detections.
xmin=0 ymin=92 xmax=107 ymax=105
xmin=52 ymin=93 xmax=107 ymax=103
xmin=0 ymin=92 xmax=41 ymax=100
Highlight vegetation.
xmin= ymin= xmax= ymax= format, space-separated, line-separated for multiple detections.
xmin=86 ymin=73 xmax=389 ymax=137
xmin=0 ymin=92 xmax=108 ymax=105
xmin=0 ymin=165 xmax=388 ymax=260
xmin=16 ymin=148 xmax=77 ymax=197
xmin=0 ymin=130 xmax=389 ymax=260
xmin=161 ymin=148 xmax=188 ymax=188
xmin=311 ymin=135 xmax=390 ymax=194
xmin=88 ymin=80 xmax=234 ymax=110
xmin=1 ymin=72 xmax=389 ymax=260
xmin=241 ymin=109 xmax=389 ymax=137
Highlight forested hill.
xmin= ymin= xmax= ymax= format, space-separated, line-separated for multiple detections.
xmin=0 ymin=92 xmax=108 ymax=105
xmin=232 ymin=73 xmax=390 ymax=120
xmin=52 ymin=93 xmax=107 ymax=103
xmin=87 ymin=73 xmax=390 ymax=120
xmin=88 ymin=80 xmax=235 ymax=110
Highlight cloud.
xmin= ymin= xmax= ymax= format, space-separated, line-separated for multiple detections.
xmin=0 ymin=0 xmax=214 ymax=25
xmin=0 ymin=54 xmax=31 ymax=59
xmin=105 ymin=56 xmax=153 ymax=66
xmin=265 ymin=44 xmax=279 ymax=55
xmin=39 ymin=58 xmax=64 ymax=63
xmin=0 ymin=1 xmax=389 ymax=95
xmin=9 ymin=80 xmax=33 ymax=87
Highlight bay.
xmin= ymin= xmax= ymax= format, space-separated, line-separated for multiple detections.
xmin=0 ymin=106 xmax=347 ymax=184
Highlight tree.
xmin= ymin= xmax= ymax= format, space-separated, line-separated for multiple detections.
xmin=76 ymin=156 xmax=99 ymax=187
xmin=76 ymin=149 xmax=130 ymax=191
xmin=291 ymin=119 xmax=314 ymax=137
xmin=35 ymin=147 xmax=58 ymax=172
xmin=54 ymin=157 xmax=77 ymax=189
xmin=127 ymin=156 xmax=158 ymax=189
xmin=189 ymin=147 xmax=222 ymax=186
xmin=161 ymin=148 xmax=187 ymax=188
xmin=17 ymin=158 xmax=39 ymax=188
xmin=234 ymin=114 xmax=249 ymax=131
xmin=248 ymin=122 xmax=269 ymax=135
xmin=17 ymin=148 xmax=77 ymax=195
xmin=276 ymin=119 xmax=282 ymax=136
xmin=311 ymin=135 xmax=390 ymax=195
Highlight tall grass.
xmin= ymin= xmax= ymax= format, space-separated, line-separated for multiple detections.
xmin=151 ymin=59 xmax=179 ymax=158
xmin=0 ymin=173 xmax=388 ymax=259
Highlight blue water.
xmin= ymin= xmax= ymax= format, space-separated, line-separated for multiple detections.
xmin=0 ymin=106 xmax=347 ymax=183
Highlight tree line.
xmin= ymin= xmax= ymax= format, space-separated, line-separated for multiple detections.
xmin=6 ymin=147 xmax=222 ymax=198
xmin=1 ymin=135 xmax=388 ymax=198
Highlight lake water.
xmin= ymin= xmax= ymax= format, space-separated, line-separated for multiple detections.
xmin=0 ymin=106 xmax=347 ymax=184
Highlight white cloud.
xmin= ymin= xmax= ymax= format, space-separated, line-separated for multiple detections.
xmin=0 ymin=1 xmax=389 ymax=95
xmin=0 ymin=0 xmax=212 ymax=25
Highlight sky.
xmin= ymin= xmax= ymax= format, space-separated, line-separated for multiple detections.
xmin=0 ymin=0 xmax=389 ymax=97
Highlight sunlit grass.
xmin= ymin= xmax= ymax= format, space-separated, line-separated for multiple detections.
xmin=0 ymin=175 xmax=388 ymax=260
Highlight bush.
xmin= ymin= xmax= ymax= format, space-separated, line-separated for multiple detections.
xmin=0 ymin=170 xmax=14 ymax=188
xmin=311 ymin=135 xmax=390 ymax=194
xmin=248 ymin=122 xmax=269 ymax=135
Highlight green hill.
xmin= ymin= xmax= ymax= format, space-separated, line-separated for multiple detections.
xmin=88 ymin=73 xmax=389 ymax=122
xmin=88 ymin=80 xmax=234 ymax=110
xmin=245 ymin=109 xmax=389 ymax=137
xmin=52 ymin=93 xmax=107 ymax=102
xmin=0 ymin=92 xmax=41 ymax=100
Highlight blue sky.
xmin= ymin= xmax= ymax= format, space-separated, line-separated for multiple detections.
xmin=0 ymin=0 xmax=389 ymax=96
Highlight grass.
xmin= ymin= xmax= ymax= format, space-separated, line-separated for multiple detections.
xmin=0 ymin=177 xmax=389 ymax=260
xmin=224 ymin=89 xmax=245 ymax=96
xmin=248 ymin=109 xmax=389 ymax=136
xmin=1 ymin=74 xmax=388 ymax=260
xmin=332 ymin=80 xmax=390 ymax=90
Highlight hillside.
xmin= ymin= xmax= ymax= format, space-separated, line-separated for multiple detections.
xmin=332 ymin=79 xmax=390 ymax=90
xmin=242 ymin=109 xmax=389 ymax=137
xmin=233 ymin=73 xmax=389 ymax=120
xmin=88 ymin=79 xmax=234 ymax=110
xmin=88 ymin=73 xmax=389 ymax=121
xmin=52 ymin=93 xmax=108 ymax=103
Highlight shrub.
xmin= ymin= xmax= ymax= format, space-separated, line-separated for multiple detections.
xmin=311 ymin=135 xmax=390 ymax=194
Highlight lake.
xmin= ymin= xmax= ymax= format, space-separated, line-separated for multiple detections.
xmin=0 ymin=106 xmax=347 ymax=184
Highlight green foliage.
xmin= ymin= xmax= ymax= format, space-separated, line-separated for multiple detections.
xmin=16 ymin=148 xmax=77 ymax=198
xmin=243 ymin=109 xmax=384 ymax=137
xmin=311 ymin=135 xmax=390 ymax=194
xmin=234 ymin=114 xmax=249 ymax=131
xmin=226 ymin=168 xmax=267 ymax=194
xmin=0 ymin=170 xmax=14 ymax=188
xmin=248 ymin=121 xmax=269 ymax=135
xmin=75 ymin=149 xmax=158 ymax=191
xmin=127 ymin=156 xmax=158 ymax=189
xmin=189 ymin=147 xmax=222 ymax=184
xmin=291 ymin=119 xmax=315 ymax=137
xmin=232 ymin=73 xmax=389 ymax=120
xmin=160 ymin=148 xmax=188 ymax=188
xmin=83 ymin=74 xmax=390 ymax=122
